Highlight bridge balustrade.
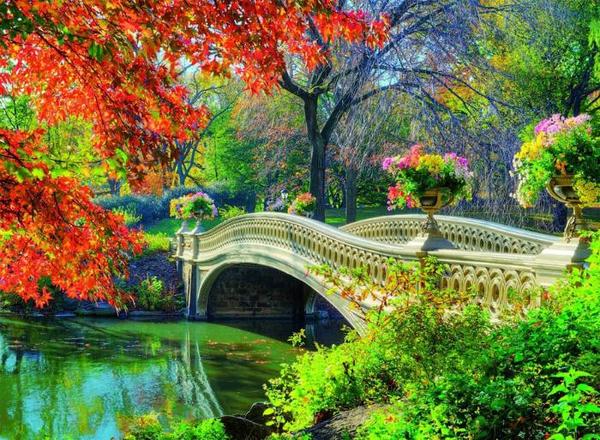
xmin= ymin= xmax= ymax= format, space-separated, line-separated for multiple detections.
xmin=174 ymin=212 xmax=580 ymax=334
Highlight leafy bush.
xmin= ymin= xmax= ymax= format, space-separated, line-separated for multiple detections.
xmin=96 ymin=185 xmax=253 ymax=225
xmin=133 ymin=276 xmax=183 ymax=312
xmin=219 ymin=205 xmax=246 ymax=220
xmin=123 ymin=414 xmax=229 ymax=440
xmin=113 ymin=206 xmax=143 ymax=226
xmin=264 ymin=237 xmax=600 ymax=439
xmin=264 ymin=258 xmax=488 ymax=432
xmin=142 ymin=232 xmax=172 ymax=255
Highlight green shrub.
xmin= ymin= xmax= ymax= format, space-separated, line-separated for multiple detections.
xmin=143 ymin=232 xmax=172 ymax=255
xmin=112 ymin=206 xmax=143 ymax=226
xmin=168 ymin=419 xmax=229 ymax=440
xmin=123 ymin=414 xmax=229 ymax=440
xmin=218 ymin=205 xmax=246 ymax=220
xmin=264 ymin=236 xmax=600 ymax=439
xmin=133 ymin=276 xmax=182 ymax=312
xmin=264 ymin=259 xmax=489 ymax=432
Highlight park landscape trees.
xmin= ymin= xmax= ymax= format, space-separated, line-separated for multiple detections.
xmin=0 ymin=0 xmax=386 ymax=307
xmin=0 ymin=0 xmax=598 ymax=307
xmin=0 ymin=1 xmax=599 ymax=439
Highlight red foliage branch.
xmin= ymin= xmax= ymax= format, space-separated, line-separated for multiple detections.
xmin=0 ymin=0 xmax=387 ymax=306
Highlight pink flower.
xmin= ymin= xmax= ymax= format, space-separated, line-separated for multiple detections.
xmin=397 ymin=157 xmax=410 ymax=169
xmin=444 ymin=152 xmax=458 ymax=161
xmin=408 ymin=144 xmax=422 ymax=167
xmin=382 ymin=157 xmax=394 ymax=170
xmin=534 ymin=114 xmax=564 ymax=135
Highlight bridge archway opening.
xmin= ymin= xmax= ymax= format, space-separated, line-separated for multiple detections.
xmin=204 ymin=264 xmax=347 ymax=324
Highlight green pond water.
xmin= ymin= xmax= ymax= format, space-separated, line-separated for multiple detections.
xmin=0 ymin=317 xmax=345 ymax=440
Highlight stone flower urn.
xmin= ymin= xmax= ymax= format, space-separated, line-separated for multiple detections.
xmin=191 ymin=216 xmax=205 ymax=234
xmin=546 ymin=175 xmax=587 ymax=240
xmin=533 ymin=175 xmax=592 ymax=285
xmin=405 ymin=187 xmax=456 ymax=252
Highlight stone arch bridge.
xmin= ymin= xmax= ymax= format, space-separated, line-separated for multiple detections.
xmin=174 ymin=212 xmax=580 ymax=335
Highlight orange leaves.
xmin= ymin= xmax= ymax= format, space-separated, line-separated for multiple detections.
xmin=1 ymin=0 xmax=388 ymax=307
xmin=0 ymin=131 xmax=143 ymax=307
xmin=0 ymin=172 xmax=144 ymax=308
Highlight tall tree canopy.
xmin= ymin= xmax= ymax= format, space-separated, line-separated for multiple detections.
xmin=0 ymin=1 xmax=387 ymax=306
xmin=278 ymin=0 xmax=501 ymax=220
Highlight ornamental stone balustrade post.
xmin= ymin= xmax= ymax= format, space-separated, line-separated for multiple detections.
xmin=532 ymin=237 xmax=590 ymax=287
xmin=185 ymin=221 xmax=206 ymax=319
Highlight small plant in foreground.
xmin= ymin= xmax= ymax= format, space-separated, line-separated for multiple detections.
xmin=549 ymin=370 xmax=600 ymax=440
xmin=123 ymin=414 xmax=229 ymax=440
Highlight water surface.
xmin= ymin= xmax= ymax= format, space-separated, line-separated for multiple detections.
xmin=0 ymin=317 xmax=345 ymax=439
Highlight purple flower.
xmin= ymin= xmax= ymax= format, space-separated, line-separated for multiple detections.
xmin=382 ymin=157 xmax=394 ymax=170
xmin=457 ymin=157 xmax=469 ymax=168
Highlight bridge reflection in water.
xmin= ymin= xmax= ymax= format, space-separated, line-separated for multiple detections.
xmin=0 ymin=317 xmax=344 ymax=439
xmin=175 ymin=213 xmax=589 ymax=334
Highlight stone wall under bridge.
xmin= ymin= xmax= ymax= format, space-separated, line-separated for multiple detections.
xmin=205 ymin=264 xmax=340 ymax=320
xmin=175 ymin=212 xmax=589 ymax=336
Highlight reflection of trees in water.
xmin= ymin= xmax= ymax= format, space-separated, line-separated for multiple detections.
xmin=168 ymin=328 xmax=223 ymax=418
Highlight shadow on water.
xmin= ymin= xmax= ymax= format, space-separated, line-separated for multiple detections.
xmin=0 ymin=316 xmax=346 ymax=440
xmin=210 ymin=318 xmax=348 ymax=347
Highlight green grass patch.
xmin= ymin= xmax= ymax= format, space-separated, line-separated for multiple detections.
xmin=324 ymin=206 xmax=393 ymax=227
xmin=141 ymin=217 xmax=224 ymax=255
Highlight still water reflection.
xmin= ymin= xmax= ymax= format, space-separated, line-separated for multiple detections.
xmin=0 ymin=317 xmax=345 ymax=439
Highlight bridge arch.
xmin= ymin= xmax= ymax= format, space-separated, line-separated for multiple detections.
xmin=189 ymin=248 xmax=366 ymax=333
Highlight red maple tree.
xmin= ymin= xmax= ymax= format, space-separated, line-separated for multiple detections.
xmin=0 ymin=1 xmax=387 ymax=306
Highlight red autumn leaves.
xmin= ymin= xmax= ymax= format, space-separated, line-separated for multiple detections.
xmin=0 ymin=0 xmax=387 ymax=307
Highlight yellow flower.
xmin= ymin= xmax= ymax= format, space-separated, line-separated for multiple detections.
xmin=516 ymin=132 xmax=548 ymax=161
xmin=574 ymin=179 xmax=600 ymax=207
xmin=417 ymin=154 xmax=444 ymax=174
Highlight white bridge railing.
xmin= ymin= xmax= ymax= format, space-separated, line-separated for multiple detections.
xmin=174 ymin=212 xmax=575 ymax=330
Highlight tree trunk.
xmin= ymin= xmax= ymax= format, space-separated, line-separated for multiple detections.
xmin=176 ymin=159 xmax=186 ymax=186
xmin=345 ymin=168 xmax=358 ymax=224
xmin=304 ymin=97 xmax=326 ymax=221
xmin=108 ymin=178 xmax=121 ymax=196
